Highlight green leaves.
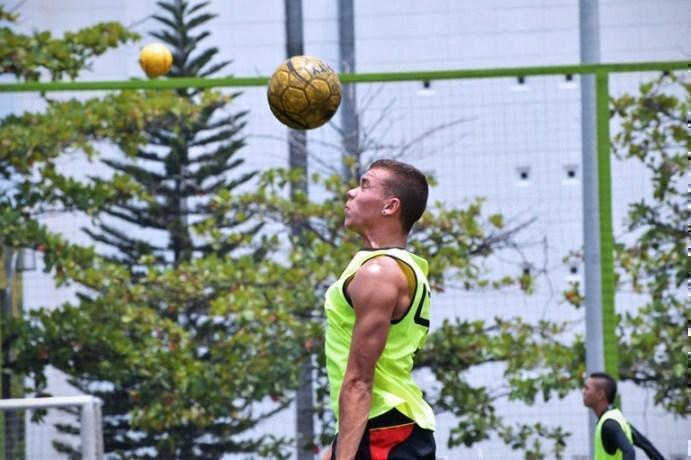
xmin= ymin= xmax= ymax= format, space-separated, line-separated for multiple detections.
xmin=0 ymin=6 xmax=290 ymax=457
xmin=1 ymin=91 xmax=211 ymax=172
xmin=564 ymin=73 xmax=689 ymax=418
xmin=416 ymin=317 xmax=581 ymax=457
xmin=0 ymin=21 xmax=139 ymax=81
xmin=610 ymin=73 xmax=689 ymax=416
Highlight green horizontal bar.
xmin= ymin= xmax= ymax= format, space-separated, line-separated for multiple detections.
xmin=0 ymin=76 xmax=269 ymax=92
xmin=340 ymin=60 xmax=688 ymax=83
xmin=0 ymin=61 xmax=686 ymax=93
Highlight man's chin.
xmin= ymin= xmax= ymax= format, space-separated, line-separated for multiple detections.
xmin=343 ymin=222 xmax=361 ymax=235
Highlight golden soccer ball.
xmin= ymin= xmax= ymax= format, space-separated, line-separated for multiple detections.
xmin=139 ymin=43 xmax=173 ymax=78
xmin=267 ymin=55 xmax=342 ymax=130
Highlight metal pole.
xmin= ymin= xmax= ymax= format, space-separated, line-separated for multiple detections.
xmin=0 ymin=247 xmax=5 ymax=460
xmin=1 ymin=248 xmax=20 ymax=460
xmin=338 ymin=0 xmax=360 ymax=181
xmin=80 ymin=397 xmax=104 ymax=460
xmin=284 ymin=1 xmax=313 ymax=458
xmin=580 ymin=0 xmax=603 ymax=372
xmin=0 ymin=396 xmax=103 ymax=459
xmin=579 ymin=0 xmax=608 ymax=456
xmin=285 ymin=0 xmax=308 ymax=192
xmin=0 ymin=395 xmax=100 ymax=410
xmin=81 ymin=402 xmax=93 ymax=459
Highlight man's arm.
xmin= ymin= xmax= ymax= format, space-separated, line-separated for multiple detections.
xmin=335 ymin=257 xmax=405 ymax=460
xmin=630 ymin=424 xmax=665 ymax=460
xmin=601 ymin=419 xmax=636 ymax=460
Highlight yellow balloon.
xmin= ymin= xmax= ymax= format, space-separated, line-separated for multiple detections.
xmin=138 ymin=43 xmax=173 ymax=78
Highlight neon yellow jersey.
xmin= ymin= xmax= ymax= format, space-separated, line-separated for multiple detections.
xmin=594 ymin=409 xmax=633 ymax=460
xmin=324 ymin=247 xmax=435 ymax=431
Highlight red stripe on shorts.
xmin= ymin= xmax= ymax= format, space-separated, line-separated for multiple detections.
xmin=368 ymin=423 xmax=414 ymax=460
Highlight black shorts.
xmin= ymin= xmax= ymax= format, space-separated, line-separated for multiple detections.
xmin=330 ymin=409 xmax=436 ymax=460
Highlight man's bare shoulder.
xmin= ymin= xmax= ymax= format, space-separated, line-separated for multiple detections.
xmin=347 ymin=255 xmax=407 ymax=319
xmin=353 ymin=255 xmax=408 ymax=289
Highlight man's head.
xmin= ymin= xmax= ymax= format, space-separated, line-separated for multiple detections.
xmin=344 ymin=159 xmax=428 ymax=234
xmin=582 ymin=372 xmax=617 ymax=409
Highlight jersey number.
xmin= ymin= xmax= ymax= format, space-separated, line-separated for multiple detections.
xmin=413 ymin=284 xmax=430 ymax=328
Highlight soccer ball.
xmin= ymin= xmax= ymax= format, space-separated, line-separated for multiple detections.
xmin=267 ymin=55 xmax=342 ymax=130
xmin=139 ymin=43 xmax=173 ymax=78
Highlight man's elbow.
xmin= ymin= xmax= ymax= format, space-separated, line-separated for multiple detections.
xmin=622 ymin=445 xmax=635 ymax=454
xmin=620 ymin=443 xmax=636 ymax=459
xmin=341 ymin=375 xmax=373 ymax=394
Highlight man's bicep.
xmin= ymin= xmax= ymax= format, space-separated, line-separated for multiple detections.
xmin=347 ymin=310 xmax=390 ymax=377
xmin=602 ymin=420 xmax=635 ymax=458
xmin=345 ymin=265 xmax=399 ymax=379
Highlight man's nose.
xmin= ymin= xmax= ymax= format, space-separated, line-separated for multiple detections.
xmin=346 ymin=188 xmax=356 ymax=200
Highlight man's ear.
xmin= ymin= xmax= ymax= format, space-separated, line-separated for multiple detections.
xmin=382 ymin=197 xmax=401 ymax=216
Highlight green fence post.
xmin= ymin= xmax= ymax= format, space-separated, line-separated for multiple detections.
xmin=595 ymin=70 xmax=619 ymax=383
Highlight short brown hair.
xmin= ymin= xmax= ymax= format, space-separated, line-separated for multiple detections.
xmin=369 ymin=159 xmax=429 ymax=233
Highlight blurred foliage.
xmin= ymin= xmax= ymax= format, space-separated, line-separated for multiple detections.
xmin=610 ymin=73 xmax=690 ymax=416
xmin=0 ymin=5 xmax=139 ymax=81
xmin=563 ymin=73 xmax=689 ymax=417
xmin=0 ymin=3 xmax=296 ymax=458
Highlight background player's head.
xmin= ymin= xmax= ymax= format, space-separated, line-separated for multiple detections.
xmin=583 ymin=371 xmax=617 ymax=409
xmin=345 ymin=159 xmax=428 ymax=235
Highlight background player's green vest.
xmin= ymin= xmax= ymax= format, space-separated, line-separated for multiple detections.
xmin=324 ymin=248 xmax=435 ymax=431
xmin=594 ymin=408 xmax=633 ymax=460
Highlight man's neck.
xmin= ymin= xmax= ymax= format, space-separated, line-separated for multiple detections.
xmin=360 ymin=236 xmax=407 ymax=249
xmin=593 ymin=403 xmax=610 ymax=419
xmin=359 ymin=228 xmax=407 ymax=249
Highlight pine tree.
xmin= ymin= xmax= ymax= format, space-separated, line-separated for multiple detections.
xmin=60 ymin=1 xmax=275 ymax=458
xmin=84 ymin=0 xmax=258 ymax=268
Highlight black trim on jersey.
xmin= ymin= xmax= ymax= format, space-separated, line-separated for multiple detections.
xmin=367 ymin=408 xmax=414 ymax=428
xmin=387 ymin=255 xmax=417 ymax=325
xmin=342 ymin=277 xmax=354 ymax=308
xmin=359 ymin=246 xmax=406 ymax=251
xmin=341 ymin=253 xmax=419 ymax=325
xmin=413 ymin=284 xmax=430 ymax=328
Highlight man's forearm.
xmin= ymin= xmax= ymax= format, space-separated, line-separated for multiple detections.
xmin=336 ymin=381 xmax=372 ymax=460
xmin=631 ymin=424 xmax=664 ymax=460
